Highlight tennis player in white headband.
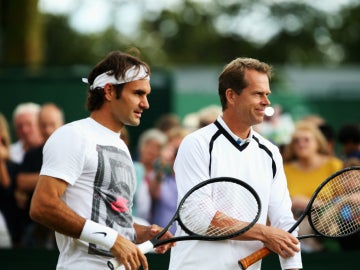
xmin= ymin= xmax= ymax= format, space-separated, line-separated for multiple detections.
xmin=30 ymin=51 xmax=174 ymax=270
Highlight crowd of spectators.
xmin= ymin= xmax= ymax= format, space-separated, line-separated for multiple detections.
xmin=0 ymin=102 xmax=359 ymax=252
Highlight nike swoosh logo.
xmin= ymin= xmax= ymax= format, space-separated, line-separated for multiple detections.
xmin=93 ymin=232 xmax=107 ymax=237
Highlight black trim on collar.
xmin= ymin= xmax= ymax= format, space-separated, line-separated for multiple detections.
xmin=209 ymin=129 xmax=222 ymax=176
xmin=208 ymin=120 xmax=250 ymax=176
xmin=252 ymin=135 xmax=277 ymax=178
xmin=214 ymin=120 xmax=250 ymax=151
xmin=210 ymin=120 xmax=277 ymax=179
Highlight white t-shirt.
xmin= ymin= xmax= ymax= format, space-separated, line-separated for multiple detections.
xmin=168 ymin=116 xmax=302 ymax=270
xmin=40 ymin=117 xmax=136 ymax=270
xmin=9 ymin=140 xmax=24 ymax=164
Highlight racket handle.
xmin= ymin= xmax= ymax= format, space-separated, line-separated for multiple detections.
xmin=137 ymin=240 xmax=155 ymax=254
xmin=107 ymin=241 xmax=155 ymax=269
xmin=238 ymin=247 xmax=272 ymax=270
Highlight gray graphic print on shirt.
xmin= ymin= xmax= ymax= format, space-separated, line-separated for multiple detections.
xmin=88 ymin=145 xmax=136 ymax=256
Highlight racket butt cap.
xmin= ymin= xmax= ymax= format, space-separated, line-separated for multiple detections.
xmin=107 ymin=259 xmax=116 ymax=270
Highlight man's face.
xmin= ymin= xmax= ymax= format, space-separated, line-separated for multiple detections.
xmin=231 ymin=69 xmax=271 ymax=127
xmin=14 ymin=112 xmax=42 ymax=146
xmin=140 ymin=138 xmax=163 ymax=166
xmin=110 ymin=79 xmax=151 ymax=127
xmin=38 ymin=107 xmax=64 ymax=140
xmin=291 ymin=129 xmax=318 ymax=159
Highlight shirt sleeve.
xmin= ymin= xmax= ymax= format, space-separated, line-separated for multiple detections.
xmin=174 ymin=134 xmax=218 ymax=232
xmin=268 ymin=150 xmax=303 ymax=269
xmin=40 ymin=124 xmax=87 ymax=185
xmin=174 ymin=133 xmax=210 ymax=196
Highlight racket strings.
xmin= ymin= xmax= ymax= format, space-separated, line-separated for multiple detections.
xmin=310 ymin=169 xmax=360 ymax=237
xmin=179 ymin=181 xmax=260 ymax=238
xmin=205 ymin=212 xmax=250 ymax=237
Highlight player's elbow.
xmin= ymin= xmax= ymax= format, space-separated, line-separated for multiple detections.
xmin=29 ymin=195 xmax=47 ymax=224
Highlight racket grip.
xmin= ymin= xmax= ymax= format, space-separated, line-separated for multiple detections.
xmin=137 ymin=240 xmax=155 ymax=254
xmin=238 ymin=247 xmax=272 ymax=270
xmin=107 ymin=241 xmax=154 ymax=270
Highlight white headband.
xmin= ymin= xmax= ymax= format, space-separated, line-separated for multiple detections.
xmin=82 ymin=65 xmax=150 ymax=90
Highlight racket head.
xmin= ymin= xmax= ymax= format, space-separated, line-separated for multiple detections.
xmin=307 ymin=166 xmax=360 ymax=238
xmin=108 ymin=177 xmax=261 ymax=270
xmin=176 ymin=176 xmax=262 ymax=241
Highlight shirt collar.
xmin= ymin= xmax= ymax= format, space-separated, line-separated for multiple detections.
xmin=217 ymin=116 xmax=253 ymax=145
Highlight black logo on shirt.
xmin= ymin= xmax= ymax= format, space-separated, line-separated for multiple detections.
xmin=93 ymin=232 xmax=107 ymax=237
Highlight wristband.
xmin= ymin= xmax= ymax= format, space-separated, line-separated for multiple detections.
xmin=79 ymin=220 xmax=118 ymax=250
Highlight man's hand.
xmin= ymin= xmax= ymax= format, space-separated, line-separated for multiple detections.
xmin=148 ymin=224 xmax=176 ymax=254
xmin=262 ymin=226 xmax=300 ymax=258
xmin=111 ymin=235 xmax=148 ymax=270
xmin=134 ymin=223 xmax=175 ymax=254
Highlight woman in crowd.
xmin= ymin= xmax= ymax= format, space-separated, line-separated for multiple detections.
xmin=0 ymin=113 xmax=19 ymax=247
xmin=283 ymin=121 xmax=343 ymax=252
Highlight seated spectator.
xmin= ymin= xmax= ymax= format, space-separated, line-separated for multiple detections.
xmin=197 ymin=104 xmax=222 ymax=128
xmin=318 ymin=123 xmax=337 ymax=157
xmin=15 ymin=103 xmax=64 ymax=248
xmin=148 ymin=127 xmax=189 ymax=234
xmin=10 ymin=102 xmax=43 ymax=164
xmin=182 ymin=104 xmax=222 ymax=131
xmin=154 ymin=113 xmax=181 ymax=136
xmin=0 ymin=113 xmax=19 ymax=247
xmin=337 ymin=157 xmax=360 ymax=251
xmin=301 ymin=114 xmax=325 ymax=127
xmin=301 ymin=115 xmax=338 ymax=157
xmin=283 ymin=121 xmax=343 ymax=252
xmin=0 ymin=114 xmax=12 ymax=248
xmin=337 ymin=123 xmax=360 ymax=160
xmin=132 ymin=128 xmax=168 ymax=223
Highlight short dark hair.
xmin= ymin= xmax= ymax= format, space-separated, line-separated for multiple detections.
xmin=218 ymin=57 xmax=272 ymax=110
xmin=85 ymin=50 xmax=150 ymax=112
xmin=318 ymin=123 xmax=336 ymax=142
xmin=338 ymin=123 xmax=360 ymax=144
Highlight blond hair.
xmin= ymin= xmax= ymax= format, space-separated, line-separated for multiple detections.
xmin=283 ymin=121 xmax=330 ymax=162
xmin=0 ymin=113 xmax=11 ymax=159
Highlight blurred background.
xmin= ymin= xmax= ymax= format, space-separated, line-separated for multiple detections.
xmin=0 ymin=0 xmax=359 ymax=268
xmin=1 ymin=0 xmax=360 ymax=152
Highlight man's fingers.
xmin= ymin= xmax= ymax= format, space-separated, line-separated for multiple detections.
xmin=280 ymin=241 xmax=300 ymax=258
xmin=128 ymin=259 xmax=139 ymax=270
xmin=123 ymin=261 xmax=130 ymax=270
xmin=131 ymin=255 xmax=141 ymax=269
xmin=139 ymin=252 xmax=148 ymax=270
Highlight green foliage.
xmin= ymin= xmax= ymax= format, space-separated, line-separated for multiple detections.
xmin=331 ymin=5 xmax=360 ymax=63
xmin=136 ymin=0 xmax=360 ymax=66
xmin=42 ymin=14 xmax=137 ymax=66
xmin=2 ymin=0 xmax=359 ymax=68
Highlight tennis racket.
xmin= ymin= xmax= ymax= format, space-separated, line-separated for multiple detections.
xmin=238 ymin=166 xmax=360 ymax=270
xmin=108 ymin=176 xmax=262 ymax=270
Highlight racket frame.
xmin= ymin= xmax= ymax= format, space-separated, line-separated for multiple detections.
xmin=108 ymin=177 xmax=262 ymax=270
xmin=293 ymin=166 xmax=360 ymax=239
xmin=238 ymin=166 xmax=360 ymax=270
xmin=152 ymin=176 xmax=262 ymax=246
